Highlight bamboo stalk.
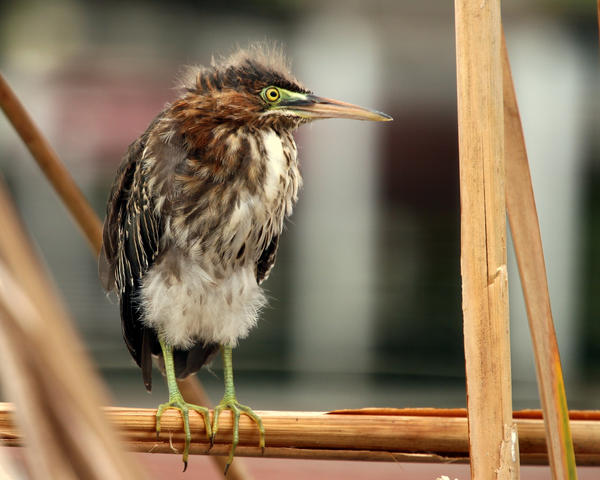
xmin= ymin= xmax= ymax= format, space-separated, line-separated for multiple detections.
xmin=0 ymin=71 xmax=250 ymax=480
xmin=454 ymin=0 xmax=517 ymax=478
xmin=0 ymin=405 xmax=598 ymax=465
xmin=502 ymin=34 xmax=577 ymax=479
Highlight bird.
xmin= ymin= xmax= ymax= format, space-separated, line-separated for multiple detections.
xmin=99 ymin=44 xmax=391 ymax=472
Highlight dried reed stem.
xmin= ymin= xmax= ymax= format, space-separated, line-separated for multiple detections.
xmin=0 ymin=446 xmax=18 ymax=480
xmin=503 ymin=34 xmax=577 ymax=479
xmin=0 ymin=180 xmax=144 ymax=479
xmin=1 ymin=405 xmax=598 ymax=465
xmin=0 ymin=73 xmax=103 ymax=254
xmin=454 ymin=0 xmax=517 ymax=478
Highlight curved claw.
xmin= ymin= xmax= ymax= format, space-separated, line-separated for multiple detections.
xmin=155 ymin=397 xmax=212 ymax=470
xmin=212 ymin=399 xmax=265 ymax=474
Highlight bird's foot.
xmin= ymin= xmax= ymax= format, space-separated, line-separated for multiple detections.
xmin=156 ymin=394 xmax=212 ymax=471
xmin=211 ymin=396 xmax=265 ymax=474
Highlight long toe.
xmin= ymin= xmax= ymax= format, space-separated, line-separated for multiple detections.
xmin=188 ymin=403 xmax=212 ymax=441
xmin=212 ymin=398 xmax=265 ymax=473
xmin=155 ymin=398 xmax=211 ymax=470
xmin=237 ymin=404 xmax=265 ymax=450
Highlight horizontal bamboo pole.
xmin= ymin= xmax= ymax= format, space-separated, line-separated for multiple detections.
xmin=1 ymin=404 xmax=599 ymax=465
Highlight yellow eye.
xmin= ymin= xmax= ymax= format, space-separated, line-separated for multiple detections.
xmin=264 ymin=87 xmax=280 ymax=102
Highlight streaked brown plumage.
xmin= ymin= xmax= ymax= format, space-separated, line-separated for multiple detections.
xmin=100 ymin=47 xmax=304 ymax=387
xmin=99 ymin=44 xmax=391 ymax=471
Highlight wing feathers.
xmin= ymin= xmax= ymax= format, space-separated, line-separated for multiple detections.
xmin=256 ymin=235 xmax=279 ymax=284
xmin=100 ymin=126 xmax=164 ymax=389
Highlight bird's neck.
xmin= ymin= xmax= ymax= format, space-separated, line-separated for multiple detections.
xmin=180 ymin=124 xmax=297 ymax=182
xmin=149 ymin=111 xmax=302 ymax=222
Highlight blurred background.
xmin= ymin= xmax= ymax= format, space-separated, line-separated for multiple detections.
xmin=0 ymin=0 xmax=599 ymax=424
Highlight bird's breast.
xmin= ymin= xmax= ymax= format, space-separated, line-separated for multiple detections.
xmin=140 ymin=129 xmax=301 ymax=347
xmin=169 ymin=128 xmax=300 ymax=266
xmin=219 ymin=128 xmax=300 ymax=244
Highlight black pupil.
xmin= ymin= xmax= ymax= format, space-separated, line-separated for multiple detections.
xmin=269 ymin=90 xmax=277 ymax=99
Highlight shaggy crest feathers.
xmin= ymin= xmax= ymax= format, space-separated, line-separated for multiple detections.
xmin=178 ymin=43 xmax=309 ymax=96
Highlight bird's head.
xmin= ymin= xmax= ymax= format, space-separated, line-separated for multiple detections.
xmin=174 ymin=44 xmax=392 ymax=133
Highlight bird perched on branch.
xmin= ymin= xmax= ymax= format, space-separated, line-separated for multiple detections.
xmin=99 ymin=44 xmax=391 ymax=472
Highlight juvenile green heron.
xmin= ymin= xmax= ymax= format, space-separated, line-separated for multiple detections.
xmin=99 ymin=44 xmax=391 ymax=472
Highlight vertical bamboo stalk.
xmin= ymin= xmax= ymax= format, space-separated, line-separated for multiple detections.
xmin=454 ymin=1 xmax=518 ymax=478
xmin=503 ymin=35 xmax=577 ymax=479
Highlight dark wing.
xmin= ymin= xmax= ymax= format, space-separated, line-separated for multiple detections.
xmin=100 ymin=117 xmax=220 ymax=384
xmin=256 ymin=235 xmax=279 ymax=284
xmin=99 ymin=127 xmax=162 ymax=392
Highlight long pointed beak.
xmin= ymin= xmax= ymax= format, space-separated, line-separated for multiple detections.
xmin=286 ymin=94 xmax=392 ymax=122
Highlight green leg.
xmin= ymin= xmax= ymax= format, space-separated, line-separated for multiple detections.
xmin=212 ymin=345 xmax=265 ymax=474
xmin=156 ymin=338 xmax=212 ymax=471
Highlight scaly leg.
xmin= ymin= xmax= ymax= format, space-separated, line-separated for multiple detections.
xmin=212 ymin=345 xmax=265 ymax=474
xmin=156 ymin=338 xmax=212 ymax=471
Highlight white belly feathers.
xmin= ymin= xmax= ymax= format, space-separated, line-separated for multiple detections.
xmin=141 ymin=258 xmax=266 ymax=348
